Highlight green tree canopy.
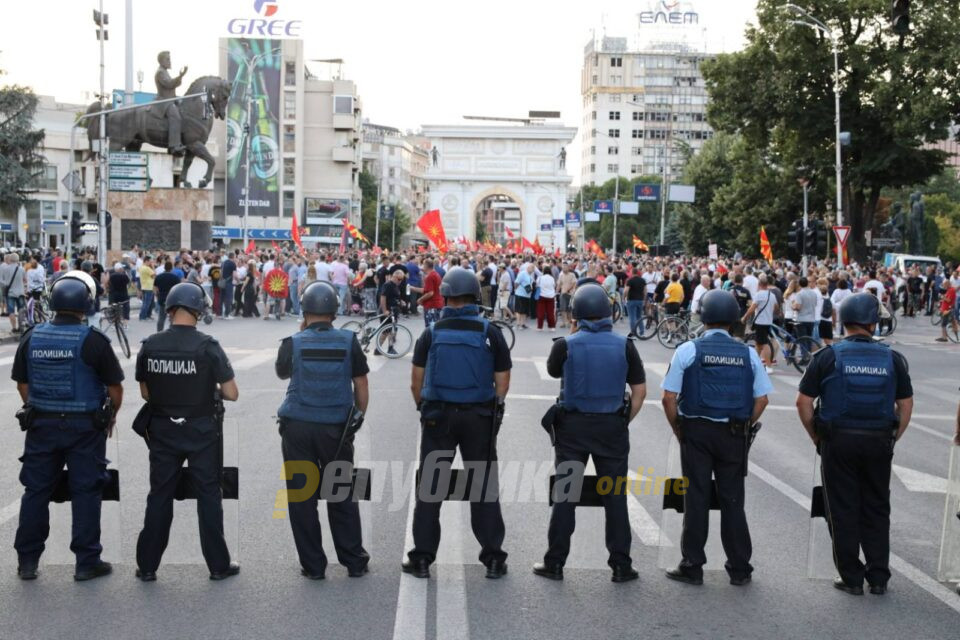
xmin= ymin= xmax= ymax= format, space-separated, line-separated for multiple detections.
xmin=702 ymin=0 xmax=960 ymax=258
xmin=358 ymin=170 xmax=410 ymax=251
xmin=0 ymin=72 xmax=45 ymax=216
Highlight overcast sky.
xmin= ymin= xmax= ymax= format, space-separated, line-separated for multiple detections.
xmin=1 ymin=0 xmax=758 ymax=180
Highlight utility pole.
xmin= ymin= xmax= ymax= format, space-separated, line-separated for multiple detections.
xmin=374 ymin=154 xmax=382 ymax=248
xmin=124 ymin=0 xmax=133 ymax=106
xmin=801 ymin=178 xmax=809 ymax=277
xmin=95 ymin=1 xmax=109 ymax=266
xmin=612 ymin=173 xmax=620 ymax=255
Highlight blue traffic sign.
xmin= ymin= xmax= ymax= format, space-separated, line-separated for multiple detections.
xmin=634 ymin=183 xmax=661 ymax=202
xmin=594 ymin=200 xmax=613 ymax=214
xmin=212 ymin=227 xmax=292 ymax=240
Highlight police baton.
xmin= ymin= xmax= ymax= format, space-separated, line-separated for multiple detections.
xmin=334 ymin=406 xmax=364 ymax=461
xmin=742 ymin=421 xmax=762 ymax=477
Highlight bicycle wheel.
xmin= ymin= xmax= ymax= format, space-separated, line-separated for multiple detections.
xmin=340 ymin=320 xmax=363 ymax=334
xmin=635 ymin=314 xmax=659 ymax=340
xmin=879 ymin=314 xmax=897 ymax=336
xmin=492 ymin=320 xmax=515 ymax=351
xmin=657 ymin=318 xmax=688 ymax=349
xmin=374 ymin=322 xmax=413 ymax=358
xmin=932 ymin=312 xmax=943 ymax=326
xmin=612 ymin=302 xmax=622 ymax=324
xmin=34 ymin=304 xmax=47 ymax=325
xmin=946 ymin=321 xmax=960 ymax=343
xmin=786 ymin=336 xmax=818 ymax=373
xmin=115 ymin=322 xmax=131 ymax=359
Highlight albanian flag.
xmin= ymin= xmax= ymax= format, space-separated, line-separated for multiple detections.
xmin=417 ymin=209 xmax=448 ymax=252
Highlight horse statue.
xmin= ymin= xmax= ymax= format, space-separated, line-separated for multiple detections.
xmin=84 ymin=76 xmax=231 ymax=189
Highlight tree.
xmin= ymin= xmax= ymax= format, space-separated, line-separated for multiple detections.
xmin=575 ymin=175 xmax=663 ymax=252
xmin=358 ymin=170 xmax=411 ymax=250
xmin=702 ymin=0 xmax=960 ymax=258
xmin=0 ymin=72 xmax=45 ymax=217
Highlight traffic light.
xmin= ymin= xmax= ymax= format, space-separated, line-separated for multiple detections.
xmin=70 ymin=210 xmax=82 ymax=243
xmin=814 ymin=220 xmax=829 ymax=255
xmin=787 ymin=219 xmax=803 ymax=255
xmin=804 ymin=223 xmax=817 ymax=256
xmin=891 ymin=0 xmax=909 ymax=36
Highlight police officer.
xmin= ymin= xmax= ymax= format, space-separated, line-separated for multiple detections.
xmin=533 ymin=283 xmax=646 ymax=582
xmin=275 ymin=281 xmax=370 ymax=580
xmin=661 ymin=289 xmax=772 ymax=586
xmin=404 ymin=268 xmax=511 ymax=579
xmin=134 ymin=282 xmax=240 ymax=581
xmin=12 ymin=273 xmax=124 ymax=581
xmin=796 ymin=292 xmax=913 ymax=596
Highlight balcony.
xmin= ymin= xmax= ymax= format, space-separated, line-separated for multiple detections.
xmin=332 ymin=146 xmax=355 ymax=163
xmin=333 ymin=114 xmax=355 ymax=130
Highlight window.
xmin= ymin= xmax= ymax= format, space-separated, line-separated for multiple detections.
xmin=607 ymin=146 xmax=619 ymax=155
xmin=590 ymin=146 xmax=596 ymax=154
xmin=285 ymin=61 xmax=297 ymax=86
xmin=609 ymin=111 xmax=620 ymax=120
xmin=610 ymin=57 xmax=623 ymax=67
xmin=591 ymin=111 xmax=597 ymax=120
xmin=388 ymin=168 xmax=396 ymax=178
xmin=284 ymin=92 xmax=296 ymax=119
xmin=631 ymin=147 xmax=642 ymax=156
xmin=333 ymin=95 xmax=353 ymax=115
xmin=283 ymin=125 xmax=295 ymax=153
xmin=609 ymin=94 xmax=622 ymax=103
xmin=607 ymin=163 xmax=618 ymax=173
xmin=33 ymin=164 xmax=57 ymax=191
xmin=647 ymin=111 xmax=670 ymax=122
xmin=283 ymin=158 xmax=295 ymax=185
xmin=592 ymin=75 xmax=598 ymax=84
xmin=632 ymin=112 xmax=643 ymax=121
xmin=648 ymin=129 xmax=668 ymax=140
xmin=283 ymin=191 xmax=295 ymax=217
xmin=631 ymin=129 xmax=643 ymax=138
xmin=610 ymin=74 xmax=622 ymax=84
xmin=630 ymin=164 xmax=642 ymax=175
xmin=607 ymin=129 xmax=620 ymax=138
xmin=590 ymin=163 xmax=596 ymax=172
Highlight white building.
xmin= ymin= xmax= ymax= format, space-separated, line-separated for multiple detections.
xmin=361 ymin=123 xmax=430 ymax=228
xmin=581 ymin=35 xmax=715 ymax=187
xmin=423 ymin=123 xmax=576 ymax=249
xmin=216 ymin=39 xmax=363 ymax=246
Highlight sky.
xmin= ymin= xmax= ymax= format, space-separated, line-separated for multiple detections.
xmin=0 ymin=0 xmax=759 ymax=180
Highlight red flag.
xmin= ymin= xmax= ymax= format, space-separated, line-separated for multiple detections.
xmin=759 ymin=226 xmax=773 ymax=262
xmin=505 ymin=227 xmax=516 ymax=239
xmin=246 ymin=239 xmax=255 ymax=254
xmin=532 ymin=238 xmax=544 ymax=255
xmin=554 ymin=248 xmax=561 ymax=257
xmin=521 ymin=237 xmax=535 ymax=253
xmin=291 ymin=216 xmax=304 ymax=253
xmin=416 ymin=210 xmax=448 ymax=252
xmin=271 ymin=240 xmax=280 ymax=253
xmin=339 ymin=225 xmax=348 ymax=253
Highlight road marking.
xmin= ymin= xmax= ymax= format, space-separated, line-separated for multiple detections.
xmin=625 ymin=471 xmax=670 ymax=547
xmin=392 ymin=442 xmax=427 ymax=640
xmin=532 ymin=357 xmax=551 ymax=381
xmin=909 ymin=421 xmax=954 ymax=443
xmin=749 ymin=461 xmax=960 ymax=615
xmin=231 ymin=350 xmax=277 ymax=371
xmin=436 ymin=502 xmax=469 ymax=640
xmin=644 ymin=362 xmax=668 ymax=379
xmin=0 ymin=498 xmax=21 ymax=526
xmin=892 ymin=464 xmax=948 ymax=494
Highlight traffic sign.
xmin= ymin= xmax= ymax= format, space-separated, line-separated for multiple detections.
xmin=61 ymin=170 xmax=84 ymax=196
xmin=594 ymin=200 xmax=613 ymax=214
xmin=833 ymin=225 xmax=851 ymax=247
xmin=551 ymin=219 xmax=564 ymax=229
xmin=565 ymin=211 xmax=581 ymax=229
xmin=634 ymin=184 xmax=660 ymax=202
xmin=871 ymin=237 xmax=900 ymax=248
xmin=109 ymin=152 xmax=148 ymax=166
xmin=109 ymin=165 xmax=148 ymax=179
xmin=109 ymin=178 xmax=150 ymax=192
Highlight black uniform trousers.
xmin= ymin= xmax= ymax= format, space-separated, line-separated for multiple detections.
xmin=545 ymin=412 xmax=631 ymax=568
xmin=820 ymin=430 xmax=893 ymax=587
xmin=409 ymin=404 xmax=507 ymax=566
xmin=679 ymin=419 xmax=752 ymax=580
xmin=136 ymin=416 xmax=231 ymax=574
xmin=15 ymin=417 xmax=107 ymax=570
xmin=279 ymin=418 xmax=369 ymax=576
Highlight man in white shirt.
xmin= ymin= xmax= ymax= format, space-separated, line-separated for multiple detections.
xmin=863 ymin=271 xmax=886 ymax=303
xmin=743 ymin=266 xmax=759 ymax=299
xmin=314 ymin=254 xmax=333 ymax=283
xmin=690 ymin=275 xmax=712 ymax=315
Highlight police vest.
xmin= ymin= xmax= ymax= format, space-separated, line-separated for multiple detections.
xmin=819 ymin=340 xmax=896 ymax=429
xmin=278 ymin=328 xmax=354 ymax=424
xmin=422 ymin=308 xmax=495 ymax=404
xmin=27 ymin=323 xmax=105 ymax=413
xmin=141 ymin=328 xmax=217 ymax=418
xmin=679 ymin=332 xmax=754 ymax=421
xmin=561 ymin=318 xmax=628 ymax=414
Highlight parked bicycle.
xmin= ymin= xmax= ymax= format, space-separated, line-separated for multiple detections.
xmin=743 ymin=323 xmax=820 ymax=373
xmin=341 ymin=312 xmax=413 ymax=359
xmin=655 ymin=310 xmax=704 ymax=349
xmin=480 ymin=306 xmax=515 ymax=351
xmin=99 ymin=302 xmax=131 ymax=359
xmin=19 ymin=292 xmax=49 ymax=328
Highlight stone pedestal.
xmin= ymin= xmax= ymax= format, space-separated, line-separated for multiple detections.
xmin=107 ymin=188 xmax=214 ymax=261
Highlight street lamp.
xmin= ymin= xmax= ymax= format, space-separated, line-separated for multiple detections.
xmin=591 ymin=128 xmax=621 ymax=254
xmin=784 ymin=3 xmax=845 ymax=266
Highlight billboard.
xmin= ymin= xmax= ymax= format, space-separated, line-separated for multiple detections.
xmin=634 ymin=183 xmax=661 ymax=202
xmin=304 ymin=197 xmax=351 ymax=244
xmin=226 ymin=38 xmax=281 ymax=217
xmin=594 ymin=200 xmax=614 ymax=214
xmin=565 ymin=211 xmax=581 ymax=229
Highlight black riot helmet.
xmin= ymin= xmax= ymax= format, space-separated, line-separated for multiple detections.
xmin=439 ymin=267 xmax=481 ymax=302
xmin=49 ymin=275 xmax=93 ymax=313
xmin=839 ymin=292 xmax=880 ymax=327
xmin=301 ymin=280 xmax=339 ymax=316
xmin=699 ymin=289 xmax=741 ymax=326
xmin=571 ymin=282 xmax=612 ymax=320
xmin=165 ymin=282 xmax=208 ymax=316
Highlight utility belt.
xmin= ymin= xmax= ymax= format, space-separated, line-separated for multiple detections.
xmin=419 ymin=399 xmax=496 ymax=424
xmin=541 ymin=396 xmax=630 ymax=446
xmin=814 ymin=416 xmax=897 ymax=440
xmin=679 ymin=416 xmax=750 ymax=434
xmin=18 ymin=398 xmax=113 ymax=432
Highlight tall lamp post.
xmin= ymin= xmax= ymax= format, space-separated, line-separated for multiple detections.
xmin=785 ymin=4 xmax=845 ymax=266
xmin=591 ymin=129 xmax=621 ymax=254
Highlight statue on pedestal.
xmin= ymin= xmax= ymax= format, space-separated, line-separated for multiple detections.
xmin=909 ymin=192 xmax=925 ymax=254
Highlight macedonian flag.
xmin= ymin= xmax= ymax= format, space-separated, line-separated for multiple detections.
xmin=416 ymin=209 xmax=448 ymax=252
xmin=632 ymin=235 xmax=649 ymax=252
xmin=760 ymin=226 xmax=774 ymax=262
xmin=264 ymin=268 xmax=289 ymax=299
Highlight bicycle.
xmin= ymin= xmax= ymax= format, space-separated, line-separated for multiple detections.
xmin=341 ymin=311 xmax=413 ymax=359
xmin=19 ymin=292 xmax=49 ymax=328
xmin=743 ymin=323 xmax=820 ymax=373
xmin=656 ymin=311 xmax=704 ymax=349
xmin=480 ymin=306 xmax=515 ymax=351
xmin=99 ymin=303 xmax=131 ymax=359
xmin=878 ymin=303 xmax=897 ymax=337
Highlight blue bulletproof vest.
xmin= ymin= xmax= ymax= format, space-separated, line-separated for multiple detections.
xmin=422 ymin=306 xmax=495 ymax=404
xmin=561 ymin=318 xmax=628 ymax=414
xmin=819 ymin=340 xmax=896 ymax=429
xmin=278 ymin=328 xmax=354 ymax=423
xmin=679 ymin=332 xmax=754 ymax=421
xmin=27 ymin=323 xmax=105 ymax=413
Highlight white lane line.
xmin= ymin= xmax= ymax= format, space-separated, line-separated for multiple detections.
xmin=532 ymin=357 xmax=551 ymax=381
xmin=0 ymin=356 xmax=14 ymax=366
xmin=909 ymin=421 xmax=954 ymax=443
xmin=749 ymin=461 xmax=960 ymax=615
xmin=0 ymin=498 xmax=21 ymax=526
xmin=436 ymin=501 xmax=469 ymax=640
xmin=644 ymin=362 xmax=668 ymax=380
xmin=392 ymin=443 xmax=427 ymax=640
xmin=625 ymin=471 xmax=669 ymax=547
xmin=231 ymin=350 xmax=277 ymax=371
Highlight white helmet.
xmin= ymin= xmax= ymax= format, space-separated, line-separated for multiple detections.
xmin=62 ymin=270 xmax=97 ymax=299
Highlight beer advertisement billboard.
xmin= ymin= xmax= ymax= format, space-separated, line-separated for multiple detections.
xmin=226 ymin=38 xmax=281 ymax=216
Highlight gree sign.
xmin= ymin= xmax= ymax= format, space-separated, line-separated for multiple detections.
xmin=639 ymin=0 xmax=699 ymax=25
xmin=227 ymin=0 xmax=302 ymax=37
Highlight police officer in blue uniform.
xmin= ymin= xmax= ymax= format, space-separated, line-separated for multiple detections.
xmin=661 ymin=289 xmax=773 ymax=586
xmin=796 ymin=292 xmax=913 ymax=596
xmin=12 ymin=273 xmax=124 ymax=581
xmin=533 ymin=283 xmax=647 ymax=582
xmin=276 ymin=281 xmax=370 ymax=580
xmin=134 ymin=282 xmax=240 ymax=581
xmin=404 ymin=268 xmax=512 ymax=579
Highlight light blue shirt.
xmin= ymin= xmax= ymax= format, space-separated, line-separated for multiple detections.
xmin=661 ymin=329 xmax=774 ymax=422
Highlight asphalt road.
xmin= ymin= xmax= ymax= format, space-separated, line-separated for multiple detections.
xmin=0 ymin=310 xmax=957 ymax=639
